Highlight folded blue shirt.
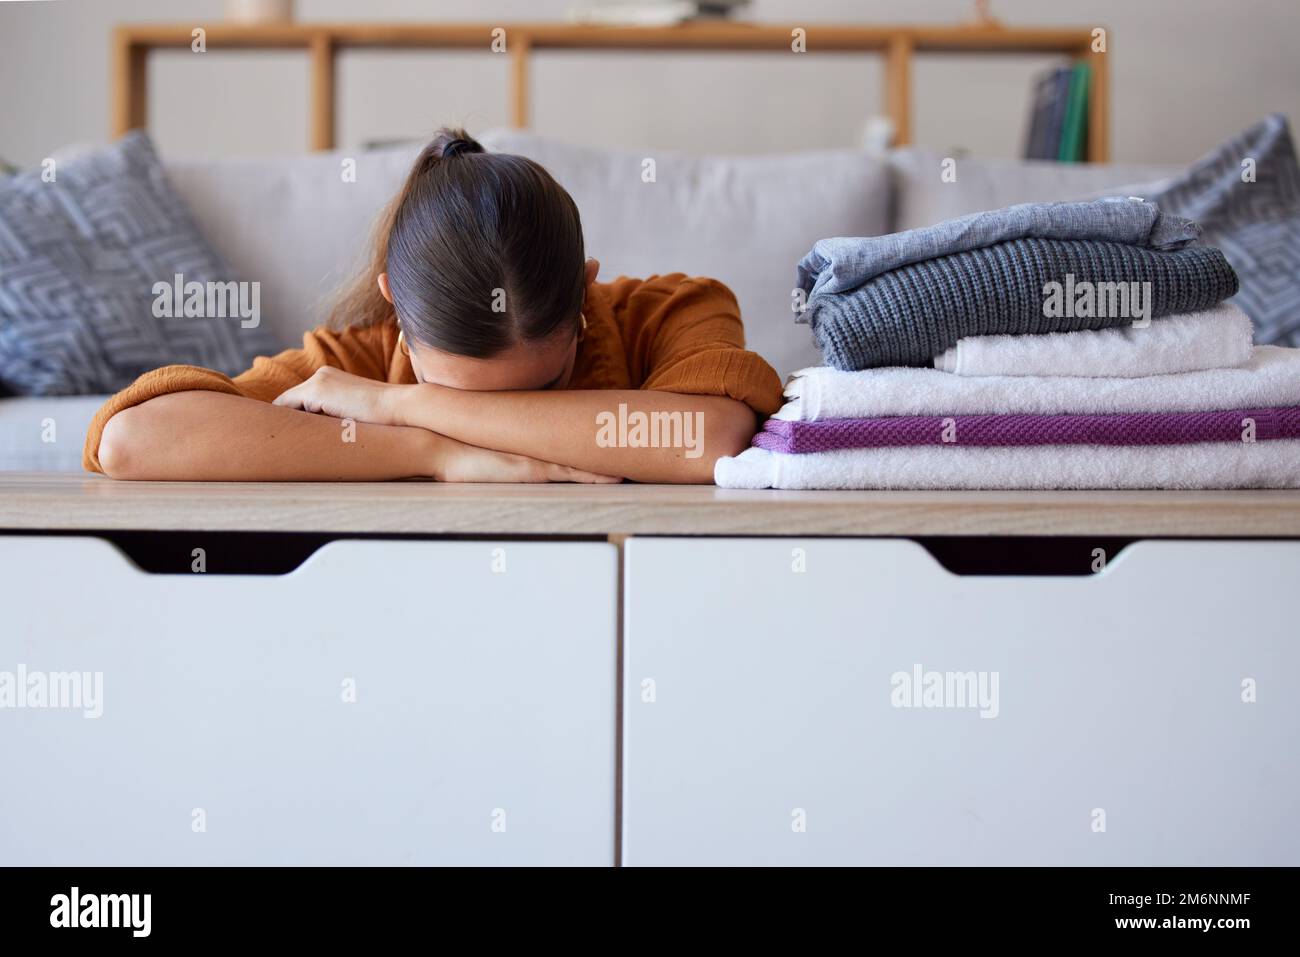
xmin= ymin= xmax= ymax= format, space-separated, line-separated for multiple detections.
xmin=796 ymin=197 xmax=1202 ymax=307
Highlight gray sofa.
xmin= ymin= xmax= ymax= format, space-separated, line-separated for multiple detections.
xmin=0 ymin=130 xmax=1177 ymax=471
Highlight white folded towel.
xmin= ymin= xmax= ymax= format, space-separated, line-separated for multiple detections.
xmin=775 ymin=346 xmax=1300 ymax=421
xmin=932 ymin=303 xmax=1254 ymax=378
xmin=715 ymin=442 xmax=1300 ymax=490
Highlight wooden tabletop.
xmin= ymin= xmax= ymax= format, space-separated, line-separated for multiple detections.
xmin=2 ymin=472 xmax=1299 ymax=537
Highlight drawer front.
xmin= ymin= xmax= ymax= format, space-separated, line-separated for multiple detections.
xmin=0 ymin=536 xmax=616 ymax=866
xmin=623 ymin=537 xmax=1300 ymax=866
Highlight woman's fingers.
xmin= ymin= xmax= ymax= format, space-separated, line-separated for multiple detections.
xmin=471 ymin=448 xmax=620 ymax=484
xmin=271 ymin=386 xmax=306 ymax=410
xmin=544 ymin=462 xmax=622 ymax=484
xmin=415 ymin=435 xmax=626 ymax=484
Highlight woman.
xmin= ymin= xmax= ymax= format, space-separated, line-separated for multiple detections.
xmin=85 ymin=129 xmax=783 ymax=484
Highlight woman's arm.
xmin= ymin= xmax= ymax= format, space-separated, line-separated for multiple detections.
xmin=392 ymin=385 xmax=757 ymax=484
xmin=273 ymin=368 xmax=758 ymax=483
xmin=98 ymin=391 xmax=617 ymax=483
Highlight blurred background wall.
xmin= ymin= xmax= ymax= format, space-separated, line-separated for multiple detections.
xmin=2 ymin=0 xmax=1297 ymax=166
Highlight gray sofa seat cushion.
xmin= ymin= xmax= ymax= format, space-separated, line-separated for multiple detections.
xmin=0 ymin=394 xmax=107 ymax=471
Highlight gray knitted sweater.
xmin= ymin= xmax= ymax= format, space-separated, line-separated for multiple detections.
xmin=806 ymin=238 xmax=1240 ymax=370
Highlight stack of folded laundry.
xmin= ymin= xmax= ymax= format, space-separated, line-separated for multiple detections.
xmin=718 ymin=198 xmax=1300 ymax=489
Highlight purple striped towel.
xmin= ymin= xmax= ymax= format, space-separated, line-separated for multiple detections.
xmin=753 ymin=407 xmax=1300 ymax=453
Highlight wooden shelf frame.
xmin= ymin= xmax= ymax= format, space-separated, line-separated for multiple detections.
xmin=111 ymin=21 xmax=1110 ymax=160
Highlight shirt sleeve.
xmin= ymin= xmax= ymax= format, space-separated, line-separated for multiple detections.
xmin=82 ymin=322 xmax=396 ymax=473
xmin=607 ymin=274 xmax=785 ymax=417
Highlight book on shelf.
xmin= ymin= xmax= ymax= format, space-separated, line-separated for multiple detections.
xmin=1057 ymin=61 xmax=1091 ymax=162
xmin=570 ymin=0 xmax=752 ymax=26
xmin=1022 ymin=61 xmax=1090 ymax=162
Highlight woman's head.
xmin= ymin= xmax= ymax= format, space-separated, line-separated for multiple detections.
xmin=333 ymin=128 xmax=593 ymax=390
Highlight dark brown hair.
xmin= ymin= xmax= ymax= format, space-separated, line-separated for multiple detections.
xmin=329 ymin=128 xmax=586 ymax=358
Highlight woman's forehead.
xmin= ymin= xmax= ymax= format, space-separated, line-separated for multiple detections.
xmin=407 ymin=334 xmax=575 ymax=391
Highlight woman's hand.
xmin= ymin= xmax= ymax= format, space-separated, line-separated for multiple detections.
xmin=272 ymin=370 xmax=614 ymax=483
xmin=272 ymin=367 xmax=411 ymax=424
xmin=430 ymin=434 xmax=621 ymax=484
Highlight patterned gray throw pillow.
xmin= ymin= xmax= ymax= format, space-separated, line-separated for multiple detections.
xmin=1146 ymin=114 xmax=1300 ymax=347
xmin=0 ymin=132 xmax=278 ymax=395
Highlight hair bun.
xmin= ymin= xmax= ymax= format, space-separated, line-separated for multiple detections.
xmin=441 ymin=133 xmax=484 ymax=159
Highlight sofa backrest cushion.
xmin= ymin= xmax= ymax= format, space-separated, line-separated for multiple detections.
xmin=165 ymin=145 xmax=421 ymax=352
xmin=888 ymin=148 xmax=1181 ymax=232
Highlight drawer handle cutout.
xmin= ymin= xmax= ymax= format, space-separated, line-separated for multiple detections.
xmin=914 ymin=536 xmax=1137 ymax=577
xmin=4 ymin=530 xmax=601 ymax=575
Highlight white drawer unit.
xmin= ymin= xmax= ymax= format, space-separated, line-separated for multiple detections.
xmin=622 ymin=537 xmax=1300 ymax=866
xmin=0 ymin=536 xmax=617 ymax=866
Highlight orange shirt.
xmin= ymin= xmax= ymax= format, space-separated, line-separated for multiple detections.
xmin=82 ymin=274 xmax=784 ymax=473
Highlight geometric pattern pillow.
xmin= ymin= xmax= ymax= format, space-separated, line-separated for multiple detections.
xmin=1146 ymin=114 xmax=1300 ymax=347
xmin=0 ymin=132 xmax=278 ymax=395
